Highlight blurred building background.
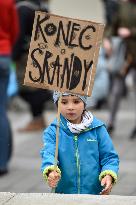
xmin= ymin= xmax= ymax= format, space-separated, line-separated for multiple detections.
xmin=50 ymin=0 xmax=104 ymax=22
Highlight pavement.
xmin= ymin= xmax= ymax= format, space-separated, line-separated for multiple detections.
xmin=0 ymin=193 xmax=136 ymax=205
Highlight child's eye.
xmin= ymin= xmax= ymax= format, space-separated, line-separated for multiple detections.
xmin=61 ymin=101 xmax=67 ymax=104
xmin=74 ymin=100 xmax=80 ymax=104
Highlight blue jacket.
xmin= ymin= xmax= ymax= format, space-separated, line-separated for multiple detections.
xmin=41 ymin=114 xmax=119 ymax=194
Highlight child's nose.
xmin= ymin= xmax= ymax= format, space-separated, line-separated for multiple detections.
xmin=67 ymin=103 xmax=73 ymax=109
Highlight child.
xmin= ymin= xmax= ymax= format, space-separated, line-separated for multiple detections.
xmin=41 ymin=91 xmax=119 ymax=194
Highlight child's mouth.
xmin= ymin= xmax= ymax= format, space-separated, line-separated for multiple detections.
xmin=67 ymin=113 xmax=75 ymax=117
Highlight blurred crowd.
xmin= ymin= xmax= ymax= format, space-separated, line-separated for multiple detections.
xmin=88 ymin=0 xmax=136 ymax=138
xmin=0 ymin=0 xmax=136 ymax=177
xmin=0 ymin=0 xmax=51 ymax=176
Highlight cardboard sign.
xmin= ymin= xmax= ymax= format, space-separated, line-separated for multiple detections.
xmin=24 ymin=12 xmax=104 ymax=96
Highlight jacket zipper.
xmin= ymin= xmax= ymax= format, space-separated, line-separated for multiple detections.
xmin=74 ymin=135 xmax=80 ymax=193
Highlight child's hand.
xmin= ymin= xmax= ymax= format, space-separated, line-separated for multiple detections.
xmin=47 ymin=170 xmax=60 ymax=188
xmin=100 ymin=175 xmax=113 ymax=195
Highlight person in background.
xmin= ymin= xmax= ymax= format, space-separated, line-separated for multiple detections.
xmin=101 ymin=0 xmax=119 ymax=26
xmin=12 ymin=0 xmax=52 ymax=132
xmin=86 ymin=48 xmax=110 ymax=110
xmin=40 ymin=92 xmax=119 ymax=194
xmin=87 ymin=0 xmax=119 ymax=110
xmin=103 ymin=0 xmax=136 ymax=136
xmin=0 ymin=0 xmax=19 ymax=176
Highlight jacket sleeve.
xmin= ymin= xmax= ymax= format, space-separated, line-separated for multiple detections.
xmin=12 ymin=6 xmax=29 ymax=61
xmin=10 ymin=1 xmax=19 ymax=47
xmin=40 ymin=125 xmax=61 ymax=181
xmin=96 ymin=125 xmax=119 ymax=184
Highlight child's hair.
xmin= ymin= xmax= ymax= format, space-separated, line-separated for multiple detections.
xmin=53 ymin=91 xmax=87 ymax=107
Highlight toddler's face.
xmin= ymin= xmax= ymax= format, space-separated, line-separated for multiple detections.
xmin=60 ymin=95 xmax=84 ymax=124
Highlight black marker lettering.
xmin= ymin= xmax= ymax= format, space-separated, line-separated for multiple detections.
xmin=51 ymin=55 xmax=62 ymax=86
xmin=34 ymin=14 xmax=48 ymax=43
xmin=60 ymin=53 xmax=74 ymax=88
xmin=55 ymin=20 xmax=72 ymax=46
xmin=79 ymin=25 xmax=96 ymax=50
xmin=69 ymin=56 xmax=82 ymax=90
xmin=29 ymin=48 xmax=43 ymax=82
xmin=43 ymin=50 xmax=53 ymax=84
xmin=69 ymin=23 xmax=80 ymax=47
xmin=82 ymin=60 xmax=93 ymax=90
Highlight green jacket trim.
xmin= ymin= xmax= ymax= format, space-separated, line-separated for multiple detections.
xmin=43 ymin=165 xmax=61 ymax=181
xmin=99 ymin=170 xmax=118 ymax=185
